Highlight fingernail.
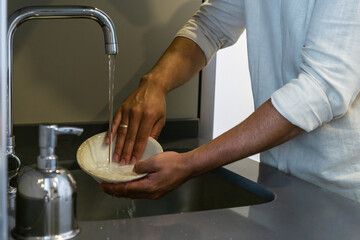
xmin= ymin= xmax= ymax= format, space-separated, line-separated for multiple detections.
xmin=120 ymin=159 xmax=126 ymax=165
xmin=113 ymin=153 xmax=119 ymax=162
xmin=105 ymin=137 xmax=109 ymax=144
xmin=130 ymin=156 xmax=136 ymax=164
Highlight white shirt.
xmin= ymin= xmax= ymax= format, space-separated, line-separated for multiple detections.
xmin=176 ymin=0 xmax=360 ymax=201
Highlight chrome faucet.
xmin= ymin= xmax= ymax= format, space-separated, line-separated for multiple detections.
xmin=6 ymin=6 xmax=118 ymax=192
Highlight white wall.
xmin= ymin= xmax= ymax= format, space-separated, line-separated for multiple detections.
xmin=213 ymin=32 xmax=253 ymax=137
xmin=200 ymin=32 xmax=259 ymax=161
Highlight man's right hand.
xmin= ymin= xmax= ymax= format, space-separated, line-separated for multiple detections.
xmin=106 ymin=37 xmax=206 ymax=165
xmin=106 ymin=75 xmax=166 ymax=165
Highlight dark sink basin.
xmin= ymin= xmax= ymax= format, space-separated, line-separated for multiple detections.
xmin=72 ymin=167 xmax=275 ymax=221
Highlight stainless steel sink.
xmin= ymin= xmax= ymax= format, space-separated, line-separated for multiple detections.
xmin=72 ymin=167 xmax=275 ymax=221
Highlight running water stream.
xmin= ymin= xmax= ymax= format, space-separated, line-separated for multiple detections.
xmin=107 ymin=56 xmax=137 ymax=218
xmin=108 ymin=55 xmax=116 ymax=167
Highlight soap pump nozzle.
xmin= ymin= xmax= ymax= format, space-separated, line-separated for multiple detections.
xmin=37 ymin=125 xmax=83 ymax=171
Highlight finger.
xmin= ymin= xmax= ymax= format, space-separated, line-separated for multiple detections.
xmin=113 ymin=110 xmax=129 ymax=163
xmin=131 ymin=117 xmax=155 ymax=163
xmin=150 ymin=118 xmax=165 ymax=140
xmin=100 ymin=177 xmax=154 ymax=199
xmin=106 ymin=109 xmax=122 ymax=144
xmin=121 ymin=108 xmax=141 ymax=164
xmin=133 ymin=156 xmax=161 ymax=174
xmin=111 ymin=109 xmax=123 ymax=139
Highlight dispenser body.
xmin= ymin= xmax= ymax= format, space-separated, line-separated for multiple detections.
xmin=12 ymin=124 xmax=83 ymax=239
xmin=12 ymin=166 xmax=79 ymax=239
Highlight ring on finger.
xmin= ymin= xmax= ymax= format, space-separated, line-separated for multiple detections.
xmin=119 ymin=124 xmax=128 ymax=128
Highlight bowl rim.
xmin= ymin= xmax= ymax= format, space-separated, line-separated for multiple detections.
xmin=76 ymin=131 xmax=163 ymax=183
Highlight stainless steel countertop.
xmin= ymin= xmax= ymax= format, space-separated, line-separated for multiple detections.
xmin=74 ymin=158 xmax=360 ymax=240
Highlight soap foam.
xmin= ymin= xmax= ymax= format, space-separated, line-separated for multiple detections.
xmin=88 ymin=163 xmax=145 ymax=181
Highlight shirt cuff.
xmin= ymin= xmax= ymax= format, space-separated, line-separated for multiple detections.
xmin=175 ymin=20 xmax=218 ymax=65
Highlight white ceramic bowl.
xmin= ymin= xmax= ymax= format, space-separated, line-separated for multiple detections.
xmin=76 ymin=132 xmax=163 ymax=183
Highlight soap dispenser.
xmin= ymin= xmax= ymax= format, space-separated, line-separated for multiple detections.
xmin=12 ymin=124 xmax=83 ymax=240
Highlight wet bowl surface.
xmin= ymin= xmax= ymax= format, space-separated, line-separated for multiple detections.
xmin=76 ymin=132 xmax=163 ymax=183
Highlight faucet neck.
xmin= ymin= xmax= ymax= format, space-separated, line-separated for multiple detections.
xmin=6 ymin=5 xmax=118 ymax=151
xmin=8 ymin=6 xmax=118 ymax=55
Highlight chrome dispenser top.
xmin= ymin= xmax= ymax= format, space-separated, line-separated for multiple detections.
xmin=37 ymin=125 xmax=83 ymax=171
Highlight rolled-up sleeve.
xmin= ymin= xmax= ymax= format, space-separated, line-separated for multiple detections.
xmin=176 ymin=0 xmax=246 ymax=64
xmin=271 ymin=0 xmax=360 ymax=132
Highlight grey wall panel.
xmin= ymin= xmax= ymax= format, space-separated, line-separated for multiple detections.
xmin=9 ymin=0 xmax=201 ymax=124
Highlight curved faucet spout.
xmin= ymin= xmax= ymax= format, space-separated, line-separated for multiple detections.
xmin=6 ymin=6 xmax=118 ymax=156
xmin=8 ymin=6 xmax=118 ymax=55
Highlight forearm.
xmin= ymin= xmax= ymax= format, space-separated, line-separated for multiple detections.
xmin=140 ymin=36 xmax=206 ymax=94
xmin=184 ymin=99 xmax=304 ymax=177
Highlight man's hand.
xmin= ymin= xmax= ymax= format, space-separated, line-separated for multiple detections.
xmin=100 ymin=151 xmax=191 ymax=199
xmin=105 ymin=37 xmax=206 ymax=165
xmin=106 ymin=78 xmax=166 ymax=165
xmin=101 ymin=99 xmax=303 ymax=200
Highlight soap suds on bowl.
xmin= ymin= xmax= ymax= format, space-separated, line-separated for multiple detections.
xmin=87 ymin=163 xmax=145 ymax=182
xmin=77 ymin=132 xmax=162 ymax=183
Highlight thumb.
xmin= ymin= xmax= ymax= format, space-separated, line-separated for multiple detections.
xmin=133 ymin=156 xmax=160 ymax=174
